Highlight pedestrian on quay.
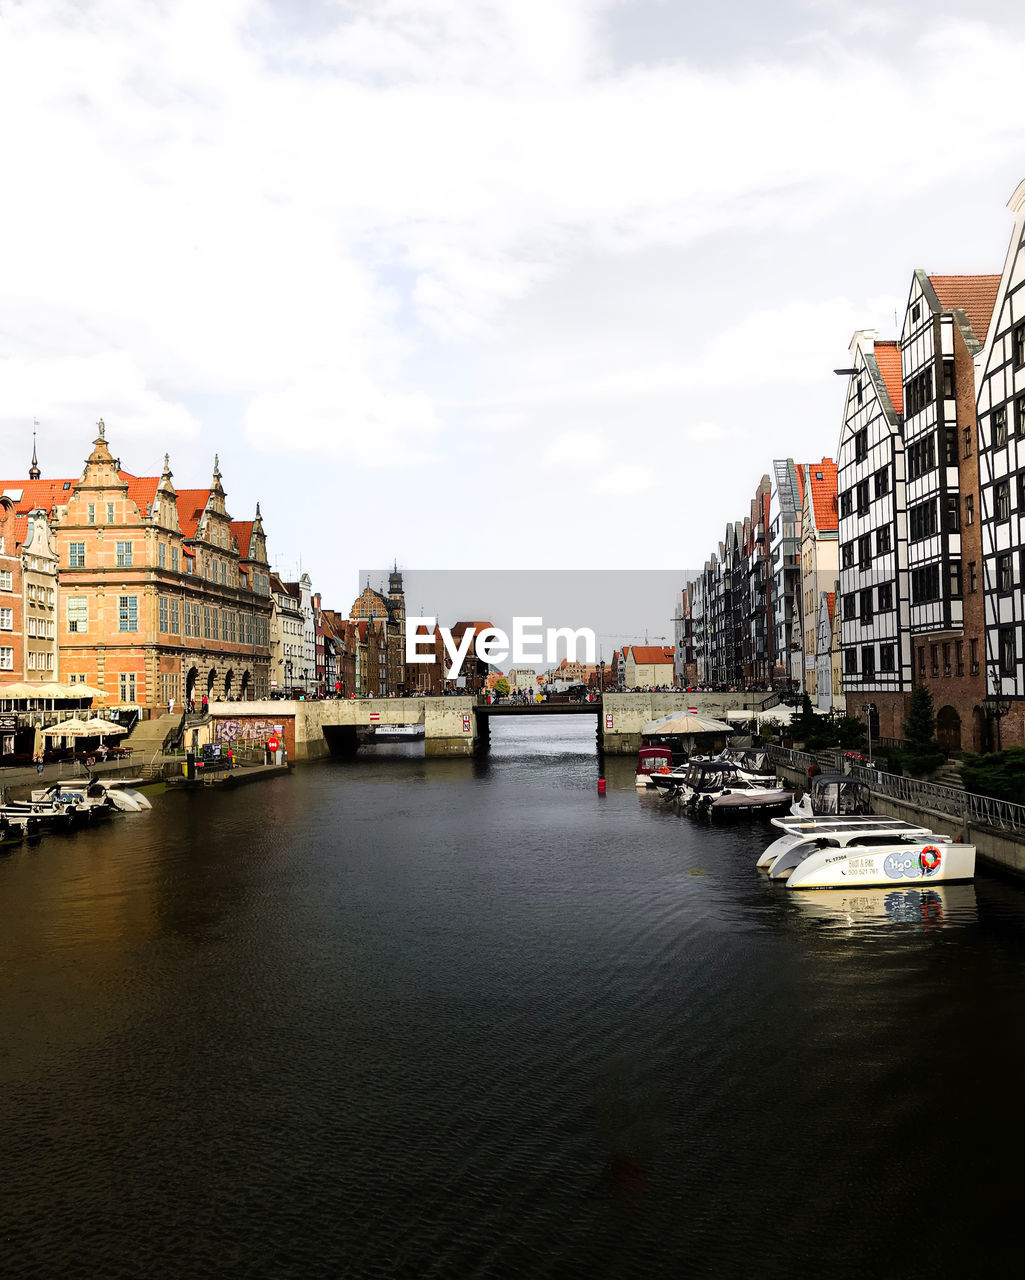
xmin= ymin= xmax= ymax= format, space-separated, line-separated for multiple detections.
xmin=201 ymin=693 xmax=209 ymax=715
xmin=34 ymin=750 xmax=44 ymax=775
xmin=168 ymin=695 xmax=175 ymax=717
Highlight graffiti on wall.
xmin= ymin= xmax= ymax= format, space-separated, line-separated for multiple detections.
xmin=214 ymin=718 xmax=281 ymax=743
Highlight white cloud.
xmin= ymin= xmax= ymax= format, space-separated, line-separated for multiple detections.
xmin=1 ymin=1 xmax=1024 ymax=583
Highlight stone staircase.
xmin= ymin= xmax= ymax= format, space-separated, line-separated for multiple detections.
xmin=929 ymin=759 xmax=965 ymax=790
xmin=125 ymin=714 xmax=182 ymax=777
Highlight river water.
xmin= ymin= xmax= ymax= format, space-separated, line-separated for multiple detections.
xmin=2 ymin=718 xmax=1024 ymax=1278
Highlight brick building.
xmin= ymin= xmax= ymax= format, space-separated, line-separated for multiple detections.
xmin=901 ymin=271 xmax=999 ymax=752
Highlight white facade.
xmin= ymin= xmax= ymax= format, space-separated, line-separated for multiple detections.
xmin=901 ymin=271 xmax=966 ymax=637
xmin=975 ymin=180 xmax=1025 ymax=703
xmin=837 ymin=331 xmax=913 ymax=698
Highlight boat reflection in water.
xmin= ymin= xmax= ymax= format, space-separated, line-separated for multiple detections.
xmin=786 ymin=882 xmax=979 ymax=931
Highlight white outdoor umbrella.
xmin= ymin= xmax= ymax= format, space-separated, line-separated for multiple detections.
xmin=42 ymin=717 xmax=96 ymax=737
xmin=81 ymin=718 xmax=128 ymax=736
xmin=641 ymin=712 xmax=735 ymax=736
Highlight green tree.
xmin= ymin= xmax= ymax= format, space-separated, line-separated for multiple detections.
xmin=901 ymin=684 xmax=944 ymax=776
xmin=493 ymin=677 xmax=510 ymax=698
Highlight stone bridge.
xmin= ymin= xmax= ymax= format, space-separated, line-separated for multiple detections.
xmin=203 ymin=691 xmax=779 ymax=760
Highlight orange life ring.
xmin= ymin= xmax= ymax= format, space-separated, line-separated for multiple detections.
xmin=919 ymin=845 xmax=942 ymax=873
xmin=657 ymin=766 xmax=671 ymax=774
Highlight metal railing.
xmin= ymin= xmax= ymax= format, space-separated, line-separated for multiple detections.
xmin=768 ymin=746 xmax=817 ymax=771
xmin=847 ymin=763 xmax=1025 ymax=834
xmin=767 ymin=745 xmax=1025 ymax=834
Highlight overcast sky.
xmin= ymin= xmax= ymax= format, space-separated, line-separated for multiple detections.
xmin=2 ymin=0 xmax=1025 ymax=612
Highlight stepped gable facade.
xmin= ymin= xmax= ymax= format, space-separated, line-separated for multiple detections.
xmin=0 ymin=423 xmax=272 ymax=713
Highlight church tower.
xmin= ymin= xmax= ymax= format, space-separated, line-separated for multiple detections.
xmin=388 ymin=562 xmax=405 ymax=627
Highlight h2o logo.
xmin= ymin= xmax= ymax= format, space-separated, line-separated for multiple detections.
xmin=884 ymin=852 xmax=923 ymax=880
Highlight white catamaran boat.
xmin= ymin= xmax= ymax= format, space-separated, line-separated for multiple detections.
xmin=758 ymin=814 xmax=976 ymax=889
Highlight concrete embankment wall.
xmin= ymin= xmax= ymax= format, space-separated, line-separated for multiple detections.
xmin=599 ymin=692 xmax=777 ymax=755
xmin=773 ymin=759 xmax=1025 ymax=881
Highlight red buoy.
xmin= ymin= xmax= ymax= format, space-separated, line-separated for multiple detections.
xmin=597 ymin=778 xmax=607 ymax=795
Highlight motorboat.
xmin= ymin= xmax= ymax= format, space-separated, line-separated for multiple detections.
xmin=655 ymin=759 xmax=793 ymax=814
xmin=635 ymin=745 xmax=674 ymax=788
xmin=689 ymin=747 xmax=782 ymax=787
xmin=791 ymin=773 xmax=872 ymax=818
xmin=759 ymin=814 xmax=975 ymax=889
xmin=31 ymin=779 xmax=116 ymax=818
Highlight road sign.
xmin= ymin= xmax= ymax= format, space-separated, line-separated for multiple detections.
xmin=605 ymin=713 xmax=614 ymax=730
xmin=462 ymin=714 xmax=471 ymax=732
xmin=369 ymin=711 xmax=380 ymax=722
xmin=267 ymin=736 xmax=280 ymax=752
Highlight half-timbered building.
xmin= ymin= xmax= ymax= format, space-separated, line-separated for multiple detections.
xmin=900 ymin=270 xmax=999 ymax=751
xmin=974 ymin=180 xmax=1025 ymax=748
xmin=837 ymin=331 xmax=911 ymax=739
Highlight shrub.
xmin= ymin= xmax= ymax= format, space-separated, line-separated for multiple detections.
xmin=959 ymin=748 xmax=1025 ymax=802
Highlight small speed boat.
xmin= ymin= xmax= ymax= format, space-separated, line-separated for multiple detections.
xmin=654 ymin=759 xmax=793 ymax=815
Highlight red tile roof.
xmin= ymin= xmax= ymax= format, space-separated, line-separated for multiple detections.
xmin=628 ymin=646 xmax=674 ymax=663
xmin=928 ymin=274 xmax=1001 ymax=344
xmin=174 ymin=489 xmax=212 ymax=539
xmin=0 ymin=477 xmax=76 ymax=513
xmin=231 ymin=520 xmax=254 ymax=558
xmin=807 ymin=458 xmax=837 ymax=532
xmin=873 ymin=341 xmax=903 ymax=415
xmin=119 ymin=472 xmax=160 ymax=514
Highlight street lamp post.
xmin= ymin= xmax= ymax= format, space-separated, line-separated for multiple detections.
xmin=861 ymin=702 xmax=876 ymax=763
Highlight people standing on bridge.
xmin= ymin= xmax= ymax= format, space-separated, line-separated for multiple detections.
xmin=201 ymin=693 xmax=209 ymax=715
